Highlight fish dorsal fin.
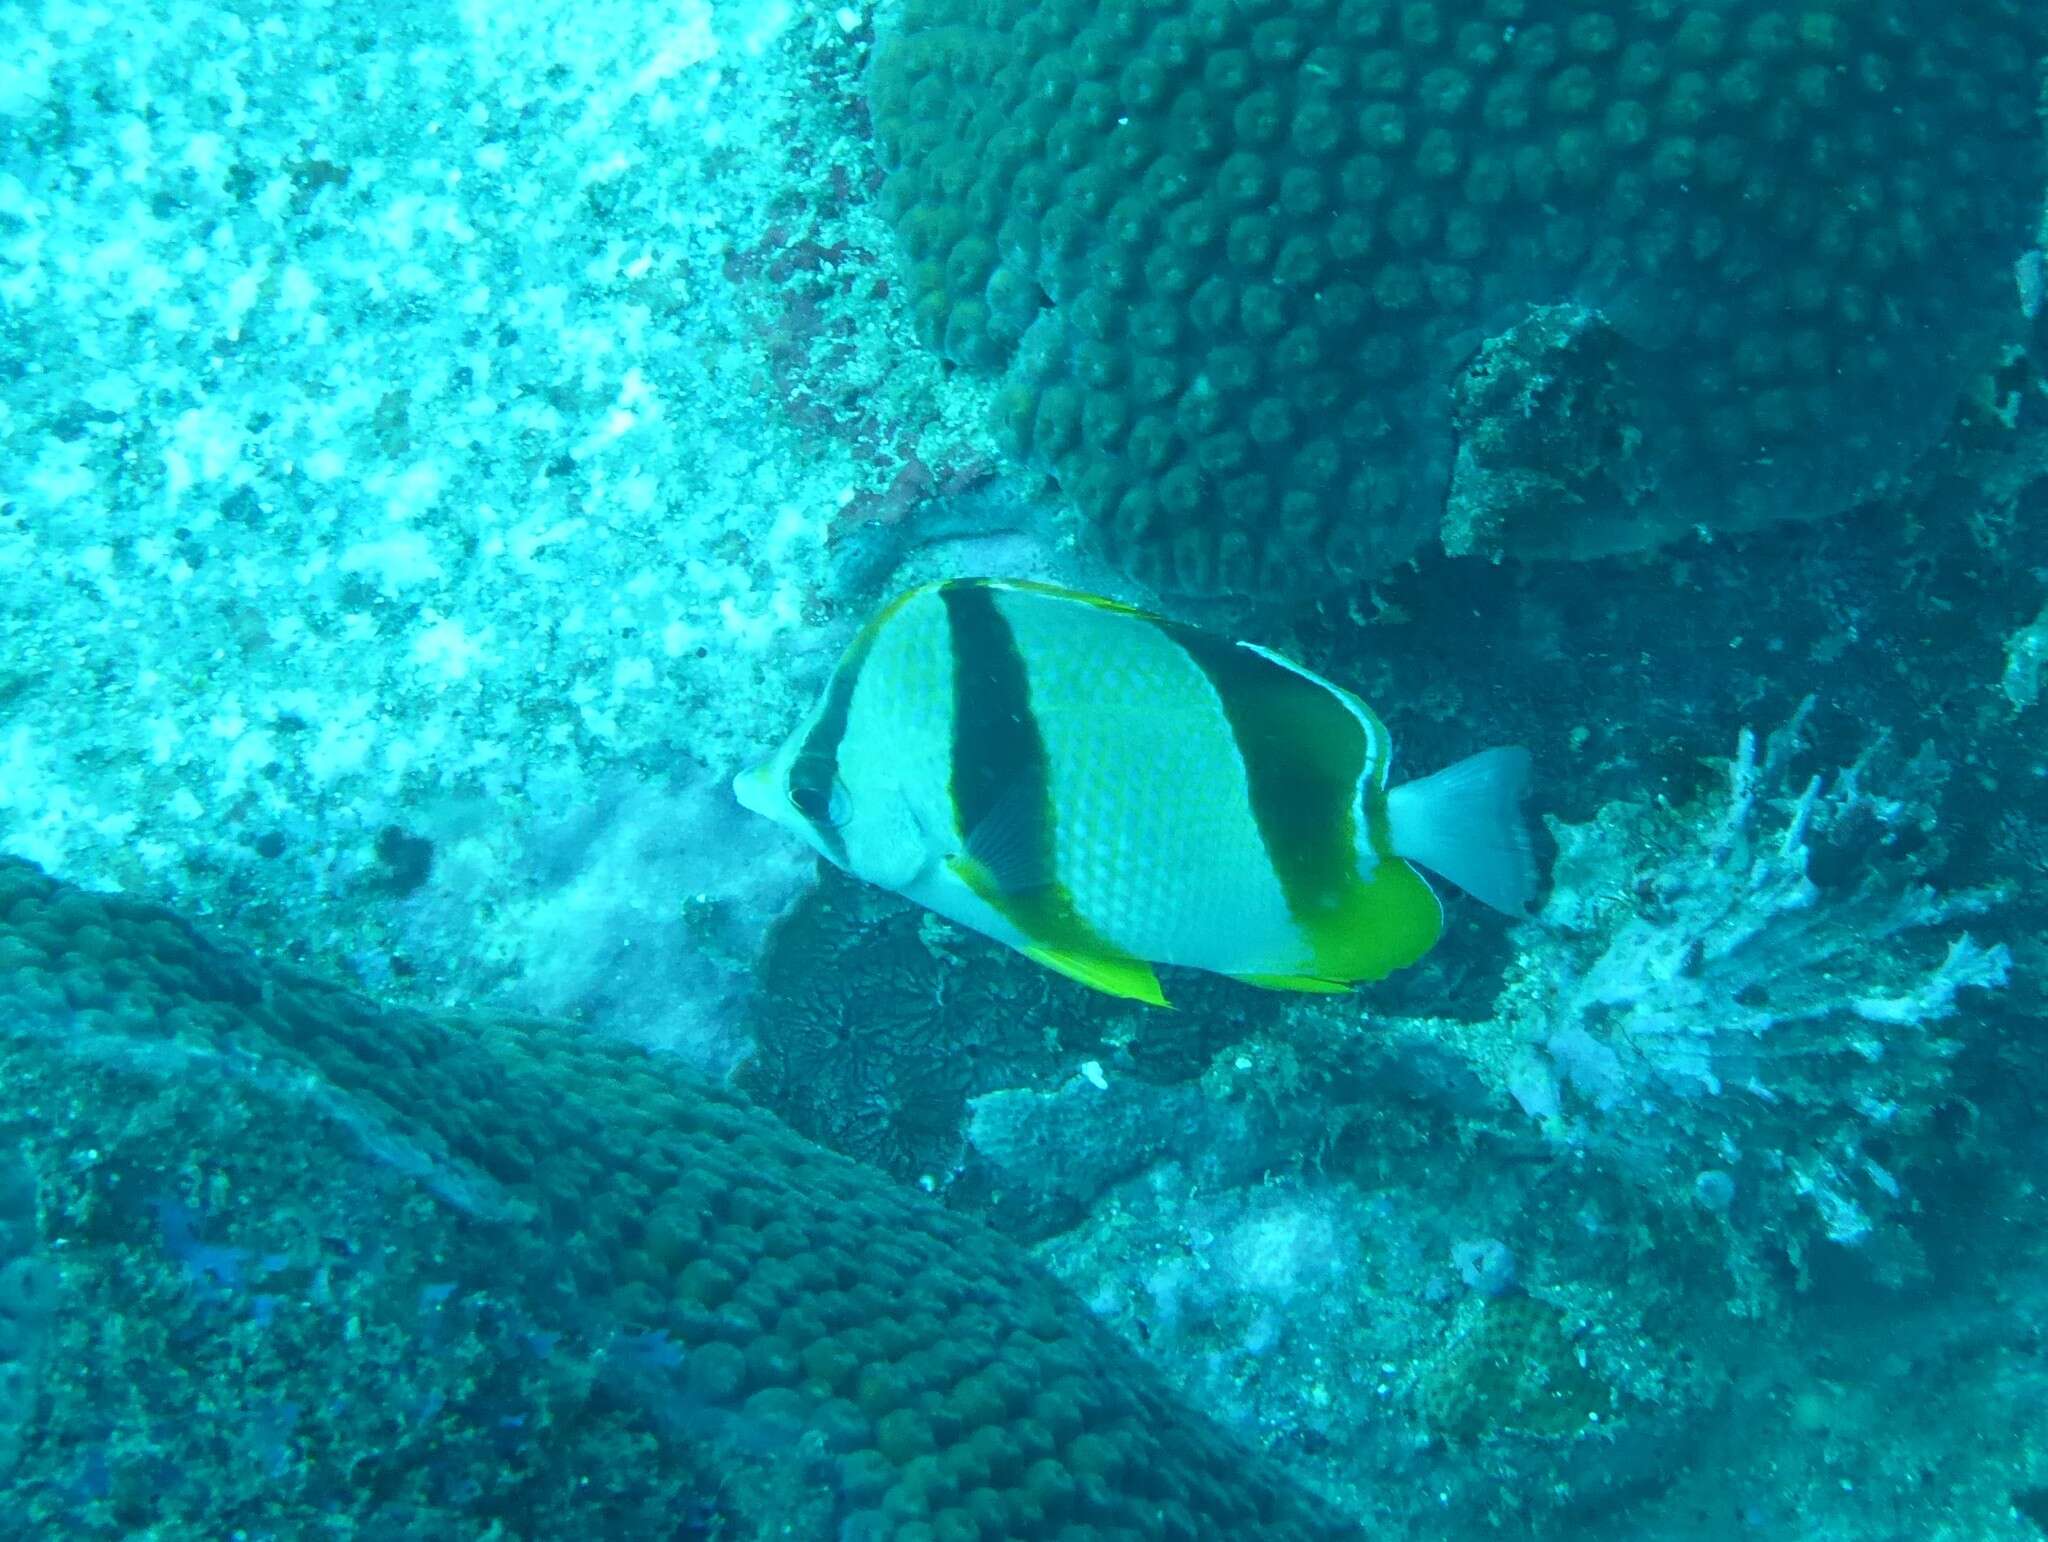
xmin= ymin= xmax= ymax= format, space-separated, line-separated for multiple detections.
xmin=1236 ymin=641 xmax=1390 ymax=785
xmin=1232 ymin=972 xmax=1353 ymax=995
xmin=1024 ymin=943 xmax=1170 ymax=1007
xmin=965 ymin=578 xmax=1158 ymax=620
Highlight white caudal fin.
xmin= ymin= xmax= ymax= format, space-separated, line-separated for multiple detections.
xmin=1383 ymin=747 xmax=1538 ymax=916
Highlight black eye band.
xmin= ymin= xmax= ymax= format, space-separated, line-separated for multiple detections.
xmin=787 ymin=753 xmax=845 ymax=829
xmin=790 ymin=781 xmax=835 ymax=822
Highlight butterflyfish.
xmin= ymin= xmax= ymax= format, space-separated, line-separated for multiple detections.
xmin=734 ymin=578 xmax=1537 ymax=1007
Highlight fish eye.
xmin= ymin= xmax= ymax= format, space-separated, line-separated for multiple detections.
xmin=787 ymin=755 xmax=849 ymax=829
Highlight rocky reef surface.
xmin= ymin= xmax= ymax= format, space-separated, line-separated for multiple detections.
xmin=4 ymin=1 xmax=2048 ymax=1537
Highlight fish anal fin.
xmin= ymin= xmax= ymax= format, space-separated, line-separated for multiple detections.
xmin=946 ymin=851 xmax=996 ymax=898
xmin=1024 ymin=944 xmax=1170 ymax=1008
xmin=1233 ymin=972 xmax=1353 ymax=995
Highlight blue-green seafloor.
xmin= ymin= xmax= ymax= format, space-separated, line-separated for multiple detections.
xmin=3 ymin=0 xmax=2048 ymax=1538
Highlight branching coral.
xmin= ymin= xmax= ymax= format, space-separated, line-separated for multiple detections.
xmin=1487 ymin=700 xmax=2009 ymax=1265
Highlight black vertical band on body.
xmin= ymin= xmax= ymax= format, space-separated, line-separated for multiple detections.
xmin=938 ymin=580 xmax=1130 ymax=964
xmin=940 ymin=580 xmax=1052 ymax=880
xmin=1152 ymin=620 xmax=1364 ymax=929
xmin=790 ymin=633 xmax=875 ymax=867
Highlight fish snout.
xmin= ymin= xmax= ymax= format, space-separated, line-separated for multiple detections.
xmin=732 ymin=762 xmax=778 ymax=818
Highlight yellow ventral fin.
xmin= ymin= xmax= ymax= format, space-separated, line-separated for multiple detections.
xmin=1233 ymin=972 xmax=1354 ymax=995
xmin=1024 ymin=944 xmax=1170 ymax=1008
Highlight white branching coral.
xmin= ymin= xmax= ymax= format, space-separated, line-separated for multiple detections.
xmin=1492 ymin=700 xmax=2010 ymax=1257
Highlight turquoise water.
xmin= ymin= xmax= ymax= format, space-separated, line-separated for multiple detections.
xmin=2 ymin=0 xmax=2046 ymax=1536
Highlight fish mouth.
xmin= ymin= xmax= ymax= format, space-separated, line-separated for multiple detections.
xmin=731 ymin=763 xmax=777 ymax=818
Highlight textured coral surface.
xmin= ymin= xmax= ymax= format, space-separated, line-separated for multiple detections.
xmin=870 ymin=0 xmax=2045 ymax=593
xmin=0 ymin=859 xmax=1348 ymax=1537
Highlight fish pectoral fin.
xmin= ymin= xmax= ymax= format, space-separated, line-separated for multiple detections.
xmin=959 ymin=780 xmax=1057 ymax=895
xmin=1023 ymin=944 xmax=1170 ymax=1008
xmin=1232 ymin=972 xmax=1354 ymax=995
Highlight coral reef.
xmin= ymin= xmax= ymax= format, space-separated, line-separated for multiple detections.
xmin=1438 ymin=301 xmax=1653 ymax=560
xmin=739 ymin=863 xmax=1288 ymax=1209
xmin=0 ymin=1152 xmax=50 ymax=1484
xmin=0 ymin=0 xmax=994 ymax=1073
xmin=2004 ymin=595 xmax=2048 ymax=710
xmin=4 ymin=1 xmax=2047 ymax=1538
xmin=870 ymin=0 xmax=2045 ymax=595
xmin=735 ymin=871 xmax=1050 ymax=1190
xmin=1001 ymin=1090 xmax=1690 ymax=1534
xmin=929 ymin=607 xmax=2042 ymax=1535
xmin=1485 ymin=701 xmax=2009 ymax=1277
xmin=1415 ymin=1292 xmax=1612 ymax=1443
xmin=0 ymin=857 xmax=1350 ymax=1536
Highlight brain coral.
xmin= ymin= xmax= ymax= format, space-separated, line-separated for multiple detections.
xmin=0 ymin=857 xmax=1349 ymax=1537
xmin=869 ymin=0 xmax=2046 ymax=596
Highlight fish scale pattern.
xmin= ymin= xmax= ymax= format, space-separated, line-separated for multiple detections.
xmin=0 ymin=858 xmax=1349 ymax=1538
xmin=869 ymin=0 xmax=2046 ymax=596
